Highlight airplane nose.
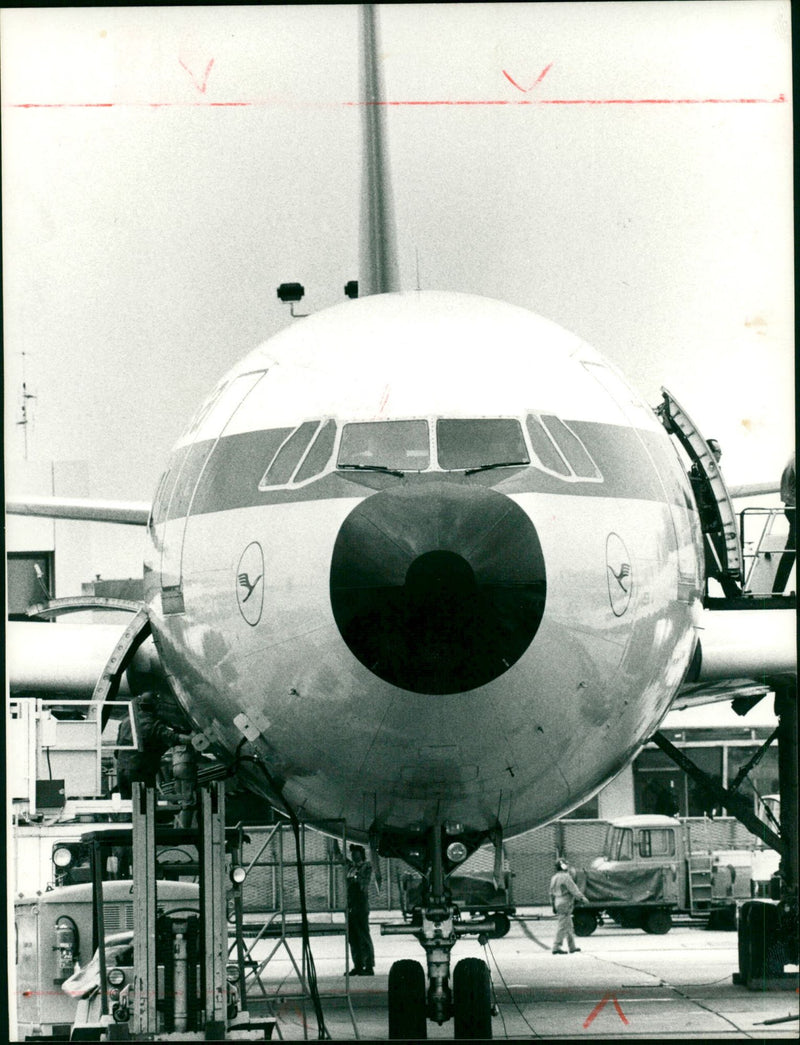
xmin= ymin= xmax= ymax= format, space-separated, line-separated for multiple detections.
xmin=330 ymin=481 xmax=546 ymax=694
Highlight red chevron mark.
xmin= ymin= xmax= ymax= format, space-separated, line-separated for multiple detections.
xmin=179 ymin=57 xmax=215 ymax=95
xmin=502 ymin=64 xmax=553 ymax=92
xmin=583 ymin=992 xmax=629 ymax=1029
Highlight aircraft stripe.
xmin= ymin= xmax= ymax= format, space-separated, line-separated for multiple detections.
xmin=157 ymin=419 xmax=689 ymax=519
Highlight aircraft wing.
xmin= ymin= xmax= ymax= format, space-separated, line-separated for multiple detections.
xmin=6 ymin=495 xmax=150 ymax=526
xmin=673 ymin=602 xmax=796 ymax=710
xmin=728 ymin=481 xmax=781 ymax=499
xmin=673 ymin=677 xmax=774 ymax=711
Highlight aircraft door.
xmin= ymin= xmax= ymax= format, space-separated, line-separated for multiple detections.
xmin=159 ymin=372 xmax=266 ymax=603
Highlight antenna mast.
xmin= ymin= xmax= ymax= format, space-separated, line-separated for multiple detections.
xmin=16 ymin=350 xmax=37 ymax=460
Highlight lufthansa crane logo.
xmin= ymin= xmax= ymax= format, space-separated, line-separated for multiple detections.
xmin=606 ymin=532 xmax=632 ymax=617
xmin=236 ymin=542 xmax=264 ymax=626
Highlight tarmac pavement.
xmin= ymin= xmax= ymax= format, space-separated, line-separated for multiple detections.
xmin=242 ymin=908 xmax=799 ymax=1040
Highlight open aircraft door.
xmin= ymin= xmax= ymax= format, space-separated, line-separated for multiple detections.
xmin=655 ymin=387 xmax=744 ymax=598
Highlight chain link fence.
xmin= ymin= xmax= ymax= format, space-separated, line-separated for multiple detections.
xmin=237 ymin=816 xmax=767 ymax=913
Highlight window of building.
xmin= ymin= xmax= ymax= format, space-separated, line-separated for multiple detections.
xmin=725 ymin=746 xmax=780 ymax=815
xmin=7 ymin=552 xmax=54 ymax=620
xmin=634 ymin=746 xmax=723 ymax=818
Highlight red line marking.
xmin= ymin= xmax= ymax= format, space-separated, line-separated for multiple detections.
xmin=357 ymin=95 xmax=789 ymax=106
xmin=583 ymin=992 xmax=629 ymax=1029
xmin=7 ymin=93 xmax=786 ymax=109
xmin=613 ymin=995 xmax=630 ymax=1025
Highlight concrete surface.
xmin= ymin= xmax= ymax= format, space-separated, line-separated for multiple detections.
xmin=242 ymin=908 xmax=799 ymax=1040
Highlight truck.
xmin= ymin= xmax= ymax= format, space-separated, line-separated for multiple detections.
xmin=571 ymin=814 xmax=780 ymax=936
xmin=14 ymin=878 xmax=201 ymax=1041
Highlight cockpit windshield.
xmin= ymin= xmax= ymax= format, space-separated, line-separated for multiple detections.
xmin=338 ymin=420 xmax=430 ymax=472
xmin=436 ymin=418 xmax=530 ymax=471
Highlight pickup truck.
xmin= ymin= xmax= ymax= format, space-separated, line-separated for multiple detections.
xmin=572 ymin=814 xmax=779 ymax=936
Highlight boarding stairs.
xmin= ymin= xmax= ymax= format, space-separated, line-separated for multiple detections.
xmin=656 ymin=388 xmax=795 ymax=605
xmin=739 ymin=507 xmax=795 ymax=596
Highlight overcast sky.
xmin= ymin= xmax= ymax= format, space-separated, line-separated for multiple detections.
xmin=2 ymin=2 xmax=794 ymax=577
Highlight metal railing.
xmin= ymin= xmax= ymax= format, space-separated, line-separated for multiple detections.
xmin=739 ymin=507 xmax=795 ymax=594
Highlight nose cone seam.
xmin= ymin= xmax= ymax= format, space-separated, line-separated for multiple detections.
xmin=330 ymin=482 xmax=546 ymax=694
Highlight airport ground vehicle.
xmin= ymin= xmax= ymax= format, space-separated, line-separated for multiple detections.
xmin=572 ymin=814 xmax=779 ymax=935
xmin=14 ymin=879 xmax=200 ymax=1041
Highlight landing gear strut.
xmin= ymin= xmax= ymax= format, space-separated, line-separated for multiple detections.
xmin=380 ymin=822 xmax=512 ymax=1039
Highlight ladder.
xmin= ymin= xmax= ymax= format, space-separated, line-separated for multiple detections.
xmin=687 ymin=853 xmax=714 ymax=911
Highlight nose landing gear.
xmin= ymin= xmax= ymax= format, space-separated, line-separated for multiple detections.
xmin=380 ymin=823 xmax=511 ymax=1039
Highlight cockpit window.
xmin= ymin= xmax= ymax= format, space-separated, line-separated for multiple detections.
xmin=436 ymin=419 xmax=529 ymax=471
xmin=525 ymin=415 xmax=570 ymax=475
xmin=261 ymin=421 xmax=319 ymax=487
xmin=541 ymin=416 xmax=599 ymax=478
xmin=338 ymin=420 xmax=430 ymax=472
xmin=295 ymin=420 xmax=336 ymax=483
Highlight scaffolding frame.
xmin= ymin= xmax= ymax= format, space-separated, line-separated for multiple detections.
xmin=228 ymin=818 xmax=358 ymax=1040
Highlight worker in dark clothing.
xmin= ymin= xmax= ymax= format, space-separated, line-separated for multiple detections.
xmin=115 ymin=689 xmax=191 ymax=799
xmin=549 ymin=859 xmax=588 ymax=955
xmin=689 ymin=439 xmax=723 ymax=533
xmin=333 ymin=841 xmax=375 ymax=975
xmin=772 ymin=452 xmax=796 ymax=593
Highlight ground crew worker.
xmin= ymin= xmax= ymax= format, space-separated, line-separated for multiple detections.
xmin=689 ymin=439 xmax=723 ymax=533
xmin=772 ymin=451 xmax=796 ymax=593
xmin=549 ymin=858 xmax=588 ymax=955
xmin=333 ymin=841 xmax=375 ymax=975
xmin=115 ymin=677 xmax=191 ymax=798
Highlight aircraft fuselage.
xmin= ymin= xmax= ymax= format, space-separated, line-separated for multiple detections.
xmin=143 ymin=291 xmax=704 ymax=842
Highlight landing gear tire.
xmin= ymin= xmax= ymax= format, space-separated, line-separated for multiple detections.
xmin=388 ymin=959 xmax=427 ymax=1040
xmin=453 ymin=957 xmax=492 ymax=1040
xmin=643 ymin=908 xmax=672 ymax=935
xmin=573 ymin=909 xmax=599 ymax=937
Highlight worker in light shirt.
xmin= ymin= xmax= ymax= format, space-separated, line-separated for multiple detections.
xmin=549 ymin=858 xmax=588 ymax=955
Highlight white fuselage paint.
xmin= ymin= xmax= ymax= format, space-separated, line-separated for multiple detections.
xmin=144 ymin=292 xmax=704 ymax=840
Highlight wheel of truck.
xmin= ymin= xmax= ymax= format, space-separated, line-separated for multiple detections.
xmin=739 ymin=901 xmax=783 ymax=985
xmin=388 ymin=959 xmax=427 ymax=1040
xmin=453 ymin=957 xmax=492 ymax=1040
xmin=573 ymin=909 xmax=599 ymax=936
xmin=643 ymin=908 xmax=672 ymax=935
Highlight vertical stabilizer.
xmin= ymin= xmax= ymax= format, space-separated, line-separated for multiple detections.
xmin=359 ymin=4 xmax=401 ymax=296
